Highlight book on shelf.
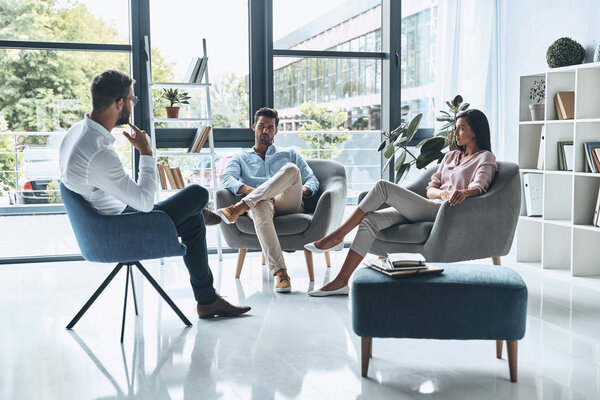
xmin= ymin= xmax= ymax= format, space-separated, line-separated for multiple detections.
xmin=557 ymin=141 xmax=573 ymax=171
xmin=523 ymin=173 xmax=543 ymax=217
xmin=363 ymin=259 xmax=443 ymax=278
xmin=184 ymin=57 xmax=202 ymax=83
xmin=554 ymin=95 xmax=564 ymax=120
xmin=555 ymin=91 xmax=575 ymax=120
xmin=195 ymin=57 xmax=208 ymax=84
xmin=594 ymin=187 xmax=600 ymax=227
xmin=594 ymin=148 xmax=600 ymax=174
xmin=584 ymin=142 xmax=600 ymax=173
xmin=536 ymin=125 xmax=545 ymax=170
xmin=158 ymin=164 xmax=185 ymax=190
xmin=188 ymin=125 xmax=212 ymax=153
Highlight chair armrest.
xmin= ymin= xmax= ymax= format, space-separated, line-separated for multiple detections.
xmin=216 ymin=189 xmax=237 ymax=208
xmin=424 ymin=186 xmax=520 ymax=262
xmin=306 ymin=179 xmax=347 ymax=236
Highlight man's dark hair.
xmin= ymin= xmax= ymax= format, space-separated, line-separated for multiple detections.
xmin=254 ymin=107 xmax=279 ymax=126
xmin=90 ymin=70 xmax=135 ymax=111
xmin=455 ymin=109 xmax=492 ymax=153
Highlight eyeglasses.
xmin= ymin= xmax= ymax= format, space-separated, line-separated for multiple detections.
xmin=256 ymin=123 xmax=276 ymax=133
xmin=120 ymin=95 xmax=139 ymax=107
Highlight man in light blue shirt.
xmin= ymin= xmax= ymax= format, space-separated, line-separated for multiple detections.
xmin=218 ymin=107 xmax=319 ymax=293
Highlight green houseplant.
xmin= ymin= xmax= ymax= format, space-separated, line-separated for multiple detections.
xmin=546 ymin=37 xmax=586 ymax=68
xmin=528 ymin=79 xmax=545 ymax=121
xmin=378 ymin=95 xmax=469 ymax=183
xmin=159 ymin=88 xmax=191 ymax=118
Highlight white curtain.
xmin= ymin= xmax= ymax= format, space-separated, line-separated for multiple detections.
xmin=435 ymin=0 xmax=506 ymax=158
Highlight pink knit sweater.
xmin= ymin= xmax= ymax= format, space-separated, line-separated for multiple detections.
xmin=426 ymin=150 xmax=497 ymax=194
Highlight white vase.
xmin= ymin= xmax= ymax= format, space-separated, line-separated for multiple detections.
xmin=595 ymin=44 xmax=600 ymax=62
xmin=529 ymin=104 xmax=545 ymax=121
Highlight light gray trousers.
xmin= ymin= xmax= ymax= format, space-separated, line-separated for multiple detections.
xmin=244 ymin=163 xmax=303 ymax=273
xmin=350 ymin=180 xmax=442 ymax=257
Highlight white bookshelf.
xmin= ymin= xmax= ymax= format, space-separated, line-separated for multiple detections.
xmin=517 ymin=63 xmax=600 ymax=276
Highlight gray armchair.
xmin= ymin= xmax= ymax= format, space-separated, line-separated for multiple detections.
xmin=358 ymin=161 xmax=520 ymax=265
xmin=216 ymin=159 xmax=347 ymax=280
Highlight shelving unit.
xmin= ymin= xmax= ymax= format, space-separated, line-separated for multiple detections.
xmin=517 ymin=63 xmax=600 ymax=276
xmin=144 ymin=36 xmax=222 ymax=259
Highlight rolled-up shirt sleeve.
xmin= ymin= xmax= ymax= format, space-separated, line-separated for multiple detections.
xmin=219 ymin=156 xmax=244 ymax=195
xmin=426 ymin=152 xmax=451 ymax=192
xmin=87 ymin=149 xmax=156 ymax=213
xmin=468 ymin=157 xmax=498 ymax=194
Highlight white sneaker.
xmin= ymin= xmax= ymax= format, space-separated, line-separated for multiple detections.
xmin=304 ymin=241 xmax=344 ymax=254
xmin=308 ymin=285 xmax=349 ymax=297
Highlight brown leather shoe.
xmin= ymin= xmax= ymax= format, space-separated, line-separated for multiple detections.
xmin=215 ymin=202 xmax=247 ymax=224
xmin=202 ymin=209 xmax=222 ymax=226
xmin=197 ymin=296 xmax=251 ymax=319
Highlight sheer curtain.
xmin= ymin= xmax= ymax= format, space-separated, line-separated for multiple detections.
xmin=435 ymin=0 xmax=506 ymax=158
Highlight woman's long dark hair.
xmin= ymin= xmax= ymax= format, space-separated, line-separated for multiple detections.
xmin=455 ymin=109 xmax=492 ymax=153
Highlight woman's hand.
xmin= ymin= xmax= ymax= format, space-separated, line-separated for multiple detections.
xmin=439 ymin=191 xmax=452 ymax=201
xmin=448 ymin=189 xmax=468 ymax=206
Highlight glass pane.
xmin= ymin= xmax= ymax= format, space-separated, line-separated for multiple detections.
xmin=150 ymin=1 xmax=249 ymax=128
xmin=400 ymin=1 xmax=437 ymax=128
xmin=0 ymin=49 xmax=131 ymax=211
xmin=274 ymin=56 xmax=382 ymax=202
xmin=0 ymin=0 xmax=129 ymax=44
xmin=273 ymin=0 xmax=381 ymax=52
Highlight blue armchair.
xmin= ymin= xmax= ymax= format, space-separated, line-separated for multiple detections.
xmin=60 ymin=183 xmax=191 ymax=342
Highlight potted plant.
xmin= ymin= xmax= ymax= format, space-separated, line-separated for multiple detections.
xmin=529 ymin=79 xmax=545 ymax=121
xmin=159 ymin=88 xmax=191 ymax=118
xmin=377 ymin=95 xmax=468 ymax=183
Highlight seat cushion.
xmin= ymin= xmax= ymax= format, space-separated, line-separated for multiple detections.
xmin=375 ymin=221 xmax=433 ymax=244
xmin=235 ymin=213 xmax=312 ymax=236
xmin=351 ymin=264 xmax=528 ymax=341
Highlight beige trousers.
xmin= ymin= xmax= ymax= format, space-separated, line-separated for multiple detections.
xmin=243 ymin=163 xmax=303 ymax=273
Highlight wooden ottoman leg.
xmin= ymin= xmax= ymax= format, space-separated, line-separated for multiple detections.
xmin=235 ymin=249 xmax=247 ymax=278
xmin=496 ymin=340 xmax=503 ymax=359
xmin=507 ymin=340 xmax=518 ymax=382
xmin=324 ymin=251 xmax=331 ymax=267
xmin=361 ymin=337 xmax=372 ymax=377
xmin=304 ymin=250 xmax=315 ymax=281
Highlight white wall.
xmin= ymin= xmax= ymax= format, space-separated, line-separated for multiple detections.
xmin=503 ymin=0 xmax=600 ymax=162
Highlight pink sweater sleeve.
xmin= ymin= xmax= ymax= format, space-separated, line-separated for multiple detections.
xmin=467 ymin=152 xmax=497 ymax=193
xmin=426 ymin=152 xmax=452 ymax=191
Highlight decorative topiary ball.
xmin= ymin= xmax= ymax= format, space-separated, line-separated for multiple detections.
xmin=546 ymin=37 xmax=586 ymax=68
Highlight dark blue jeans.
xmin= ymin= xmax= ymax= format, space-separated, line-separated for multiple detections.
xmin=125 ymin=184 xmax=217 ymax=305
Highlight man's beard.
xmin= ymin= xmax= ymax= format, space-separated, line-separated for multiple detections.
xmin=116 ymin=106 xmax=131 ymax=126
xmin=258 ymin=134 xmax=272 ymax=146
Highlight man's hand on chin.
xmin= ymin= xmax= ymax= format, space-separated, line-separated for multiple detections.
xmin=123 ymin=123 xmax=153 ymax=156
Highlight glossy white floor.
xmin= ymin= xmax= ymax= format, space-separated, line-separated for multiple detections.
xmin=1 ymin=250 xmax=600 ymax=400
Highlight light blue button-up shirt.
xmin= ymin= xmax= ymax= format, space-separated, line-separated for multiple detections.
xmin=220 ymin=145 xmax=319 ymax=197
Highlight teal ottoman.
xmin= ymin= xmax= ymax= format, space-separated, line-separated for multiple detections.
xmin=351 ymin=264 xmax=528 ymax=382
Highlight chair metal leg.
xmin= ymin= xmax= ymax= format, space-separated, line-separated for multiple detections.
xmin=67 ymin=263 xmax=124 ymax=330
xmin=120 ymin=264 xmax=131 ymax=343
xmin=129 ymin=266 xmax=139 ymax=316
xmin=134 ymin=262 xmax=192 ymax=326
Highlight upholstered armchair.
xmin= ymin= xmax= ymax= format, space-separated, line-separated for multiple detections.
xmin=216 ymin=159 xmax=347 ymax=280
xmin=357 ymin=161 xmax=521 ymax=266
xmin=60 ymin=183 xmax=191 ymax=342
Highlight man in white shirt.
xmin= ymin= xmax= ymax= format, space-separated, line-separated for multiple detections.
xmin=60 ymin=70 xmax=249 ymax=318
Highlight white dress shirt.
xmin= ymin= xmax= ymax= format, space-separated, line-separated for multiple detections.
xmin=59 ymin=115 xmax=156 ymax=215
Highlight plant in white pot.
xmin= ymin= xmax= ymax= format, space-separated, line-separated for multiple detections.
xmin=529 ymin=79 xmax=545 ymax=121
xmin=160 ymin=88 xmax=191 ymax=118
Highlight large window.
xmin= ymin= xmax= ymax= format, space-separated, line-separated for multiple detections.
xmin=150 ymin=1 xmax=249 ymax=129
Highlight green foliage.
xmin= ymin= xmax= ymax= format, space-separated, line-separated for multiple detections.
xmin=546 ymin=37 xmax=586 ymax=68
xmin=211 ymin=73 xmax=248 ymax=128
xmin=379 ymin=95 xmax=468 ymax=183
xmin=297 ymin=102 xmax=351 ymax=160
xmin=529 ymin=79 xmax=545 ymax=104
xmin=45 ymin=179 xmax=61 ymax=203
xmin=159 ymin=88 xmax=191 ymax=107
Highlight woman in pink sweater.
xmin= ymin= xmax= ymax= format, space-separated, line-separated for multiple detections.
xmin=304 ymin=109 xmax=497 ymax=296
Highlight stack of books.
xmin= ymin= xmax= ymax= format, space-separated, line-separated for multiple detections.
xmin=158 ymin=164 xmax=185 ymax=190
xmin=583 ymin=141 xmax=600 ymax=173
xmin=364 ymin=253 xmax=443 ymax=278
xmin=557 ymin=141 xmax=573 ymax=171
xmin=184 ymin=57 xmax=209 ymax=84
